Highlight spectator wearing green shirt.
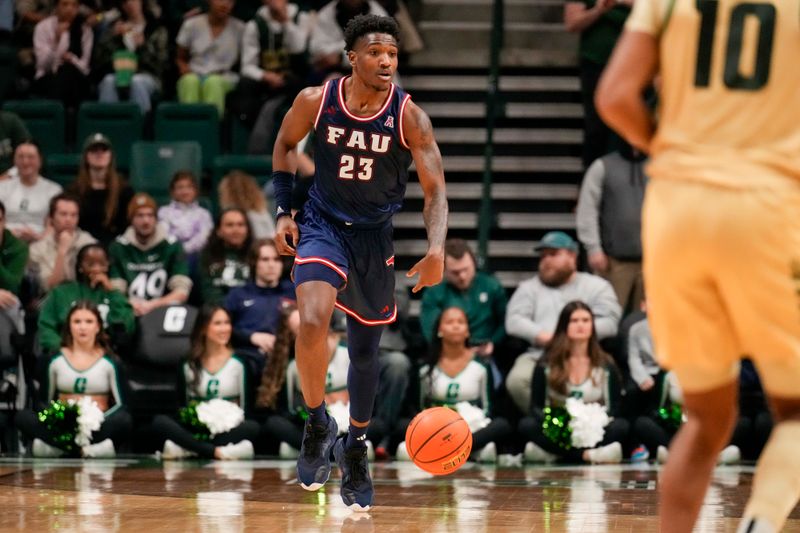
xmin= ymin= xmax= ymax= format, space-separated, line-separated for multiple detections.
xmin=109 ymin=193 xmax=192 ymax=317
xmin=38 ymin=243 xmax=135 ymax=357
xmin=565 ymin=0 xmax=632 ymax=169
xmin=0 ymin=111 xmax=30 ymax=176
xmin=419 ymin=239 xmax=508 ymax=381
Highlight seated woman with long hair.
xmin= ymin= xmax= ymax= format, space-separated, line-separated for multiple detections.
xmin=152 ymin=305 xmax=259 ymax=460
xmin=16 ymin=301 xmax=132 ymax=457
xmin=518 ymin=300 xmax=629 ymax=464
xmin=397 ymin=306 xmax=512 ymax=463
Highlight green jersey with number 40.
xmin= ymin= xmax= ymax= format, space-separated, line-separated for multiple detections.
xmin=109 ymin=227 xmax=192 ymax=301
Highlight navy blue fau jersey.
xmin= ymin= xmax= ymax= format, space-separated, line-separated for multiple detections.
xmin=309 ymin=76 xmax=413 ymax=225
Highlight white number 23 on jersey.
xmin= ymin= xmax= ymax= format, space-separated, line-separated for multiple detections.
xmin=338 ymin=155 xmax=374 ymax=181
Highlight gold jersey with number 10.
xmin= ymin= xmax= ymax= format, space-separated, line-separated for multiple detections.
xmin=626 ymin=0 xmax=800 ymax=187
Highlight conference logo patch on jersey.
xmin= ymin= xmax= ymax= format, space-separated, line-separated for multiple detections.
xmin=384 ymin=115 xmax=394 ymax=128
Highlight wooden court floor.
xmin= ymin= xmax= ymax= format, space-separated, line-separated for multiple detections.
xmin=0 ymin=458 xmax=799 ymax=532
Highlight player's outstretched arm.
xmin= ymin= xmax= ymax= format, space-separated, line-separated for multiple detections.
xmin=403 ymin=101 xmax=448 ymax=293
xmin=595 ymin=30 xmax=658 ymax=153
xmin=271 ymin=86 xmax=324 ymax=256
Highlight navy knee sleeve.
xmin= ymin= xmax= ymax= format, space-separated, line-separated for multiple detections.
xmin=346 ymin=319 xmax=385 ymax=423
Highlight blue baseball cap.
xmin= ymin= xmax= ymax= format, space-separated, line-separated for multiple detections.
xmin=534 ymin=231 xmax=579 ymax=252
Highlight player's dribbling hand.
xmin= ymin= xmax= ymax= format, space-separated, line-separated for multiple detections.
xmin=275 ymin=215 xmax=299 ymax=256
xmin=407 ymin=252 xmax=444 ymax=293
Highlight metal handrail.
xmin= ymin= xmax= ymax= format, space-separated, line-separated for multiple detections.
xmin=477 ymin=0 xmax=504 ymax=270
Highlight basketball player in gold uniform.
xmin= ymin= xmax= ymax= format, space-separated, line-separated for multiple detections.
xmin=596 ymin=1 xmax=800 ymax=532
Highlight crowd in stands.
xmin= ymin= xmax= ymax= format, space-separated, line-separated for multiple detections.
xmin=0 ymin=0 xmax=774 ymax=466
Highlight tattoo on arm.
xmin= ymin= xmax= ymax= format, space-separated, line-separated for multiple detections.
xmin=410 ymin=106 xmax=448 ymax=252
xmin=424 ymin=185 xmax=448 ymax=252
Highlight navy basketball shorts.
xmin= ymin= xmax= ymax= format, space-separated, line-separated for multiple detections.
xmin=292 ymin=205 xmax=397 ymax=326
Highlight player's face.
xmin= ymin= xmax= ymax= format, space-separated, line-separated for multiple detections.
xmin=80 ymin=249 xmax=109 ymax=279
xmin=70 ymin=309 xmax=101 ymax=345
xmin=566 ymin=308 xmax=593 ymax=342
xmin=538 ymin=248 xmax=577 ymax=287
xmin=14 ymin=143 xmax=42 ymax=180
xmin=218 ymin=211 xmax=249 ymax=248
xmin=438 ymin=307 xmax=470 ymax=345
xmin=172 ymin=178 xmax=197 ymax=204
xmin=444 ymin=254 xmax=476 ymax=291
xmin=52 ymin=200 xmax=79 ymax=233
xmin=255 ymin=244 xmax=283 ymax=285
xmin=205 ymin=309 xmax=232 ymax=346
xmin=132 ymin=207 xmax=156 ymax=238
xmin=351 ymin=33 xmax=398 ymax=90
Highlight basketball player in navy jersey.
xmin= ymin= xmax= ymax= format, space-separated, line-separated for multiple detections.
xmin=271 ymin=15 xmax=448 ymax=511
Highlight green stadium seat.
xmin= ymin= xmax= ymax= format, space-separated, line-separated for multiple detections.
xmin=229 ymin=116 xmax=250 ymax=154
xmin=2 ymin=100 xmax=65 ymax=156
xmin=77 ymin=102 xmax=143 ymax=170
xmin=154 ymin=103 xmax=219 ymax=169
xmin=211 ymin=154 xmax=272 ymax=215
xmin=45 ymin=153 xmax=81 ymax=188
xmin=129 ymin=141 xmax=202 ymax=205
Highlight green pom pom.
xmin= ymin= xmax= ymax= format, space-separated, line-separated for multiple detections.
xmin=657 ymin=404 xmax=683 ymax=431
xmin=178 ymin=401 xmax=211 ymax=441
xmin=37 ymin=400 xmax=79 ymax=453
xmin=542 ymin=406 xmax=572 ymax=450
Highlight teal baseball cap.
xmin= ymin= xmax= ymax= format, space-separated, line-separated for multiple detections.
xmin=534 ymin=231 xmax=579 ymax=252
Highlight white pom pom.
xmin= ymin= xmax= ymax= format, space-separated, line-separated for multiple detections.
xmin=196 ymin=399 xmax=245 ymax=436
xmin=327 ymin=401 xmax=351 ymax=435
xmin=566 ymin=398 xmax=610 ymax=449
xmin=74 ymin=397 xmax=104 ymax=447
xmin=455 ymin=401 xmax=490 ymax=433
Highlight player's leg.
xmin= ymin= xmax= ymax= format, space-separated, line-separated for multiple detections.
xmin=295 ymin=280 xmax=338 ymax=416
xmin=738 ymin=397 xmax=800 ymax=533
xmin=291 ymin=206 xmax=352 ymax=489
xmin=659 ymin=382 xmax=738 ymax=532
xmin=710 ymin=183 xmax=800 ymax=533
xmin=293 ymin=278 xmax=339 ymax=490
xmin=642 ymin=179 xmax=742 ymax=533
xmin=333 ymin=317 xmax=384 ymax=511
xmin=344 ymin=318 xmax=384 ymax=448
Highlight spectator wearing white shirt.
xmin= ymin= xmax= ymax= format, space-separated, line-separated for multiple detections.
xmin=175 ymin=0 xmax=244 ymax=116
xmin=0 ymin=141 xmax=63 ymax=243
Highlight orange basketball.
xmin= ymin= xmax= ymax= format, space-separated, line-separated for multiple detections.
xmin=405 ymin=406 xmax=472 ymax=475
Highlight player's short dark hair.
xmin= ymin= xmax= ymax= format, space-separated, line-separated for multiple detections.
xmin=344 ymin=14 xmax=400 ymax=51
